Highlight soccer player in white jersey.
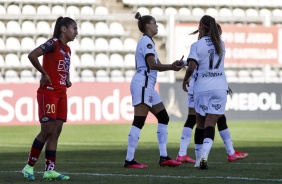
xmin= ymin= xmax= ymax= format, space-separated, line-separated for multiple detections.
xmin=182 ymin=15 xmax=230 ymax=170
xmin=176 ymin=24 xmax=248 ymax=166
xmin=123 ymin=12 xmax=183 ymax=169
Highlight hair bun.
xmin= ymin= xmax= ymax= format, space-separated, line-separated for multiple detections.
xmin=135 ymin=12 xmax=141 ymax=20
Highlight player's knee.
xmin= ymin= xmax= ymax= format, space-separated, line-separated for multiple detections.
xmin=53 ymin=127 xmax=62 ymax=138
xmin=204 ymin=126 xmax=215 ymax=140
xmin=132 ymin=116 xmax=146 ymax=129
xmin=184 ymin=114 xmax=196 ymax=128
xmin=155 ymin=109 xmax=169 ymax=125
xmin=194 ymin=128 xmax=204 ymax=144
xmin=217 ymin=115 xmax=228 ymax=131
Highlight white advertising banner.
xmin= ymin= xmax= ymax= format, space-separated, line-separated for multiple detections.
xmin=174 ymin=23 xmax=280 ymax=65
xmin=0 ymin=83 xmax=158 ymax=125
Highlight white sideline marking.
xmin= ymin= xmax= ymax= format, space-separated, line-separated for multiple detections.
xmin=2 ymin=161 xmax=282 ymax=165
xmin=1 ymin=171 xmax=282 ymax=182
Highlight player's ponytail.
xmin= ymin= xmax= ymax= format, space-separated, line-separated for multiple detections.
xmin=217 ymin=23 xmax=222 ymax=36
xmin=135 ymin=12 xmax=154 ymax=34
xmin=135 ymin=12 xmax=142 ymax=20
xmin=53 ymin=17 xmax=64 ymax=38
xmin=200 ymin=15 xmax=223 ymax=56
xmin=209 ymin=17 xmax=223 ymax=56
xmin=53 ymin=16 xmax=76 ymax=38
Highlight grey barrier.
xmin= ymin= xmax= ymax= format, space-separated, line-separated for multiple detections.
xmin=160 ymin=82 xmax=282 ymax=121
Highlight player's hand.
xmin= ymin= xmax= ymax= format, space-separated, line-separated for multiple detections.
xmin=171 ymin=62 xmax=181 ymax=71
xmin=172 ymin=55 xmax=184 ymax=71
xmin=40 ymin=73 xmax=52 ymax=88
xmin=182 ymin=79 xmax=189 ymax=92
xmin=176 ymin=55 xmax=184 ymax=67
xmin=66 ymin=80 xmax=72 ymax=88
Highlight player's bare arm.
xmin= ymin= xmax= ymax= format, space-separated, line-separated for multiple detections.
xmin=28 ymin=47 xmax=52 ymax=88
xmin=182 ymin=60 xmax=197 ymax=92
xmin=146 ymin=56 xmax=182 ymax=72
xmin=66 ymin=73 xmax=72 ymax=88
xmin=28 ymin=47 xmax=46 ymax=75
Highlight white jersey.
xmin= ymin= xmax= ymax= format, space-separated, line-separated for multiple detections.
xmin=188 ymin=36 xmax=228 ymax=93
xmin=131 ymin=34 xmax=158 ymax=89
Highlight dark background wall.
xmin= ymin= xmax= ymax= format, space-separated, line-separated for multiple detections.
xmin=160 ymin=82 xmax=282 ymax=121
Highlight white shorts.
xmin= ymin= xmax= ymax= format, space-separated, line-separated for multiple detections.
xmin=194 ymin=90 xmax=227 ymax=116
xmin=130 ymin=82 xmax=162 ymax=107
xmin=187 ymin=93 xmax=195 ymax=108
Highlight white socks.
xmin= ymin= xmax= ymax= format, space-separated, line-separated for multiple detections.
xmin=126 ymin=123 xmax=170 ymax=160
xmin=125 ymin=126 xmax=141 ymax=161
xmin=194 ymin=144 xmax=203 ymax=167
xmin=157 ymin=123 xmax=168 ymax=157
xmin=178 ymin=127 xmax=192 ymax=156
xmin=219 ymin=128 xmax=235 ymax=156
xmin=201 ymin=138 xmax=214 ymax=160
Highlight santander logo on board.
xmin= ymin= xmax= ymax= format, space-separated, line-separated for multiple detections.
xmin=0 ymin=83 xmax=144 ymax=125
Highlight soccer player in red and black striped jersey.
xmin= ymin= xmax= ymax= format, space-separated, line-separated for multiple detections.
xmin=22 ymin=16 xmax=78 ymax=181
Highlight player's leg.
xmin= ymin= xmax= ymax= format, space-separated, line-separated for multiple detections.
xmin=22 ymin=92 xmax=57 ymax=180
xmin=43 ymin=95 xmax=70 ymax=180
xmin=124 ymin=103 xmax=149 ymax=168
xmin=194 ymin=90 xmax=227 ymax=169
xmin=22 ymin=122 xmax=54 ymax=181
xmin=194 ymin=114 xmax=205 ymax=168
xmin=176 ymin=107 xmax=196 ymax=163
xmin=152 ymin=103 xmax=169 ymax=158
xmin=43 ymin=120 xmax=69 ymax=180
xmin=217 ymin=115 xmax=234 ymax=157
xmin=124 ymin=84 xmax=150 ymax=168
xmin=151 ymin=100 xmax=181 ymax=167
xmin=217 ymin=115 xmax=248 ymax=162
xmin=44 ymin=120 xmax=63 ymax=171
xmin=193 ymin=91 xmax=209 ymax=169
xmin=200 ymin=113 xmax=220 ymax=169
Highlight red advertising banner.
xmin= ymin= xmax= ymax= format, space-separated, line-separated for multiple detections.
xmin=174 ymin=23 xmax=280 ymax=65
xmin=0 ymin=83 xmax=158 ymax=126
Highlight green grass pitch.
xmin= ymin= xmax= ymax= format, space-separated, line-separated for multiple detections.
xmin=0 ymin=121 xmax=281 ymax=184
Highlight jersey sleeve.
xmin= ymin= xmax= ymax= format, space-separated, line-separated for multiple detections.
xmin=40 ymin=39 xmax=56 ymax=54
xmin=142 ymin=37 xmax=155 ymax=59
xmin=187 ymin=42 xmax=199 ymax=64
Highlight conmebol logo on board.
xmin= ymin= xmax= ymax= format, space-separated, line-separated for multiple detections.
xmin=226 ymin=93 xmax=281 ymax=111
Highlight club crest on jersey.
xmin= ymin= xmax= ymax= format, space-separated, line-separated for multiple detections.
xmin=212 ymin=104 xmax=221 ymax=110
xmin=149 ymin=95 xmax=153 ymax=103
xmin=200 ymin=105 xmax=208 ymax=112
xmin=147 ymin=44 xmax=153 ymax=49
xmin=46 ymin=40 xmax=53 ymax=46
